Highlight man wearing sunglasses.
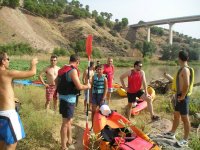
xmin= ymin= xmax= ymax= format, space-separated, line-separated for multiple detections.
xmin=120 ymin=60 xmax=159 ymax=121
xmin=0 ymin=52 xmax=38 ymax=150
xmin=39 ymin=55 xmax=60 ymax=111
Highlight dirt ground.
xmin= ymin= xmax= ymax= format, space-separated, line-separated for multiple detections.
xmin=51 ymin=91 xmax=172 ymax=150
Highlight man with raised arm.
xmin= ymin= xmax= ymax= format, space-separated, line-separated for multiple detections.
xmin=0 ymin=52 xmax=38 ymax=150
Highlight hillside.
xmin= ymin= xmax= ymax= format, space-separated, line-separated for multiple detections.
xmin=0 ymin=6 xmax=199 ymax=57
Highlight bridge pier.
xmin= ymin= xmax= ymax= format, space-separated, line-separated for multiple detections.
xmin=169 ymin=23 xmax=174 ymax=45
xmin=147 ymin=26 xmax=151 ymax=42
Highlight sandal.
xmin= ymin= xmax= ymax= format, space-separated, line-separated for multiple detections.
xmin=151 ymin=115 xmax=160 ymax=121
xmin=67 ymin=139 xmax=77 ymax=146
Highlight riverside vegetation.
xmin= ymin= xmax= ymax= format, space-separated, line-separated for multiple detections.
xmin=8 ymin=55 xmax=199 ymax=150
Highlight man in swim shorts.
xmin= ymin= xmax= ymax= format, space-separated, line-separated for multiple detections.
xmin=163 ymin=50 xmax=194 ymax=147
xmin=39 ymin=55 xmax=60 ymax=111
xmin=56 ymin=54 xmax=91 ymax=150
xmin=0 ymin=52 xmax=38 ymax=150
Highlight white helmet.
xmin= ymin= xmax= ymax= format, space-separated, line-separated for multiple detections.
xmin=100 ymin=104 xmax=111 ymax=116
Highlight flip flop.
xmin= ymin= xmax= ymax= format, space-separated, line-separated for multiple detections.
xmin=67 ymin=139 xmax=77 ymax=146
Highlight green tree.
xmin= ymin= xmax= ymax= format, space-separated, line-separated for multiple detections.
xmin=95 ymin=16 xmax=105 ymax=26
xmin=92 ymin=10 xmax=98 ymax=18
xmin=142 ymin=41 xmax=156 ymax=57
xmin=161 ymin=44 xmax=180 ymax=60
xmin=134 ymin=41 xmax=143 ymax=50
xmin=3 ymin=0 xmax=19 ymax=8
xmin=121 ymin=18 xmax=128 ymax=27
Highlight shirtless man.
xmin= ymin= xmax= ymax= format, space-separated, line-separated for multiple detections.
xmin=82 ymin=61 xmax=95 ymax=112
xmin=163 ymin=50 xmax=194 ymax=147
xmin=0 ymin=52 xmax=38 ymax=150
xmin=39 ymin=55 xmax=60 ymax=111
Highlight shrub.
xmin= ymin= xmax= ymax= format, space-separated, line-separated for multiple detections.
xmin=53 ymin=47 xmax=67 ymax=56
xmin=0 ymin=42 xmax=37 ymax=55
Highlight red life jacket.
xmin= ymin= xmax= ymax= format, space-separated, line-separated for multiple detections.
xmin=57 ymin=65 xmax=80 ymax=95
xmin=103 ymin=64 xmax=114 ymax=88
xmin=128 ymin=70 xmax=142 ymax=93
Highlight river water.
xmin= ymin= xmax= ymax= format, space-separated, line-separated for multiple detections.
xmin=114 ymin=65 xmax=199 ymax=85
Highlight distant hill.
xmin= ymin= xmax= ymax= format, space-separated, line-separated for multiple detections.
xmin=0 ymin=6 xmax=199 ymax=57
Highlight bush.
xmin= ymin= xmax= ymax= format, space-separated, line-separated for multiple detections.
xmin=2 ymin=0 xmax=19 ymax=8
xmin=92 ymin=48 xmax=103 ymax=58
xmin=92 ymin=25 xmax=96 ymax=29
xmin=0 ymin=43 xmax=37 ymax=55
xmin=53 ymin=47 xmax=67 ymax=56
xmin=109 ymin=30 xmax=117 ymax=37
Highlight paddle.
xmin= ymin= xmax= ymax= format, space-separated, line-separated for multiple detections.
xmin=83 ymin=35 xmax=93 ymax=150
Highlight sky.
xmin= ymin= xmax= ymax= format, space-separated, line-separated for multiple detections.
xmin=77 ymin=0 xmax=200 ymax=39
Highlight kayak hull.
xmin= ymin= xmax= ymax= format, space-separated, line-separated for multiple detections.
xmin=93 ymin=111 xmax=160 ymax=150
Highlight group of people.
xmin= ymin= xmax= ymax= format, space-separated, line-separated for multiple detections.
xmin=0 ymin=50 xmax=193 ymax=149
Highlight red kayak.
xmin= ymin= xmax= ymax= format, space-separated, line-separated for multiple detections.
xmin=91 ymin=110 xmax=160 ymax=150
xmin=131 ymin=86 xmax=156 ymax=115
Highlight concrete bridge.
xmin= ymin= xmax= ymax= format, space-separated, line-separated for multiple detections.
xmin=130 ymin=15 xmax=200 ymax=44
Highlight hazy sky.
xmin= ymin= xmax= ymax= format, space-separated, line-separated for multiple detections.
xmin=77 ymin=0 xmax=200 ymax=39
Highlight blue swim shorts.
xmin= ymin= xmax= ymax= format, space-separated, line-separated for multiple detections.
xmin=0 ymin=110 xmax=25 ymax=144
xmin=59 ymin=100 xmax=75 ymax=119
xmin=175 ymin=96 xmax=190 ymax=115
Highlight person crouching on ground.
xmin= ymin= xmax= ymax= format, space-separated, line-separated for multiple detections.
xmin=120 ymin=60 xmax=159 ymax=121
xmin=90 ymin=64 xmax=108 ymax=129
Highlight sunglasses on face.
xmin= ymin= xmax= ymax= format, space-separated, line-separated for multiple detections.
xmin=4 ymin=58 xmax=10 ymax=61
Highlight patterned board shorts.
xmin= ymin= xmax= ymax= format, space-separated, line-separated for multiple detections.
xmin=46 ymin=85 xmax=57 ymax=101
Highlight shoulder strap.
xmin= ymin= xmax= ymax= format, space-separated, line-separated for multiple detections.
xmin=176 ymin=68 xmax=183 ymax=94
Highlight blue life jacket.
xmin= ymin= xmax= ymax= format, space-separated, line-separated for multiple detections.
xmin=92 ymin=74 xmax=105 ymax=94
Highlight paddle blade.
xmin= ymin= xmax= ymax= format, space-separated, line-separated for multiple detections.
xmin=86 ymin=35 xmax=93 ymax=58
xmin=83 ymin=124 xmax=90 ymax=150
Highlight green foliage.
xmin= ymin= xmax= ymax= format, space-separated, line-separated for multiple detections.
xmin=109 ymin=30 xmax=117 ymax=37
xmin=189 ymin=134 xmax=200 ymax=150
xmin=142 ymin=41 xmax=156 ymax=57
xmin=24 ymin=0 xmax=65 ymax=18
xmin=70 ymin=40 xmax=85 ymax=54
xmin=2 ymin=0 xmax=19 ymax=8
xmin=95 ymin=16 xmax=105 ymax=26
xmin=113 ymin=22 xmax=123 ymax=32
xmin=106 ymin=20 xmax=114 ymax=29
xmin=53 ymin=47 xmax=67 ymax=56
xmin=71 ymin=7 xmax=90 ymax=19
xmin=161 ymin=44 xmax=180 ymax=60
xmin=15 ymin=87 xmax=60 ymax=150
xmin=92 ymin=48 xmax=103 ymax=58
xmin=134 ymin=41 xmax=143 ymax=50
xmin=92 ymin=25 xmax=96 ymax=29
xmin=121 ymin=18 xmax=128 ymax=27
xmin=161 ymin=43 xmax=200 ymax=61
xmin=0 ymin=43 xmax=37 ymax=55
xmin=151 ymin=26 xmax=164 ymax=36
xmin=91 ymin=10 xmax=98 ymax=18
xmin=189 ymin=48 xmax=200 ymax=60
